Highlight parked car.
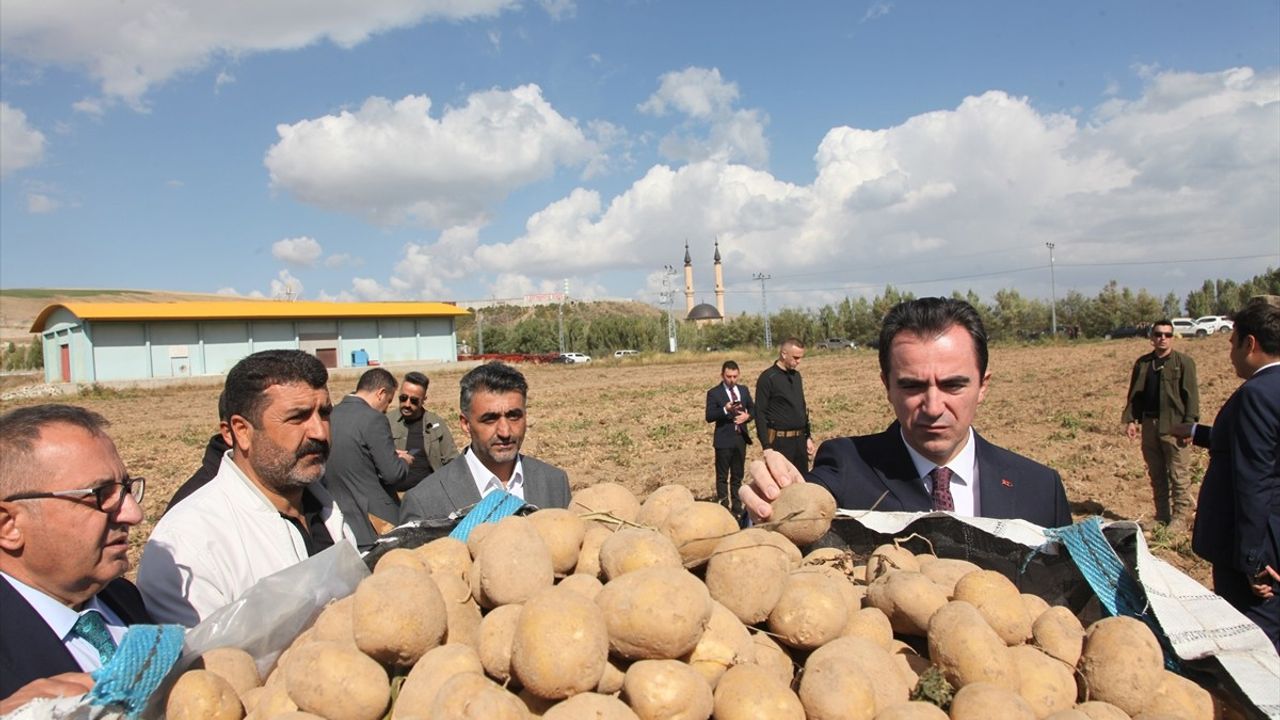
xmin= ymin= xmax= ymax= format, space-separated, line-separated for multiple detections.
xmin=1170 ymin=318 xmax=1198 ymax=338
xmin=1104 ymin=325 xmax=1149 ymax=340
xmin=557 ymin=352 xmax=592 ymax=364
xmin=613 ymin=349 xmax=639 ymax=359
xmin=816 ymin=337 xmax=857 ymax=350
xmin=1193 ymin=315 xmax=1233 ymax=335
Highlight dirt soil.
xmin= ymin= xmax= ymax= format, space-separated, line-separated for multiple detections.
xmin=0 ymin=335 xmax=1239 ymax=587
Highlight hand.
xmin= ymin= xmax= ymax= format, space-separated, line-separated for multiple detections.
xmin=1170 ymin=422 xmax=1193 ymax=439
xmin=1176 ymin=435 xmax=1191 ymax=448
xmin=396 ymin=450 xmax=414 ymax=463
xmin=733 ymin=410 xmax=750 ymax=425
xmin=806 ymin=438 xmax=817 ymax=457
xmin=0 ymin=673 xmax=94 ymax=714
xmin=739 ymin=449 xmax=805 ymax=522
xmin=1125 ymin=422 xmax=1138 ymax=440
xmin=1250 ymin=565 xmax=1280 ymax=599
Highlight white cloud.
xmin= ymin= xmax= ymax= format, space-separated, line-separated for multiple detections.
xmin=270 ymin=269 xmax=303 ymax=299
xmin=639 ymin=67 xmax=769 ymax=167
xmin=26 ymin=193 xmax=59 ymax=213
xmin=271 ymin=236 xmax=323 ymax=266
xmin=862 ymin=2 xmax=893 ymax=22
xmin=71 ymin=97 xmax=105 ymax=116
xmin=0 ymin=0 xmax=522 ymax=108
xmin=265 ymin=85 xmax=597 ymax=227
xmin=214 ymin=70 xmax=236 ymax=90
xmin=324 ymin=253 xmax=363 ymax=269
xmin=0 ymin=103 xmax=46 ymax=178
xmin=538 ymin=0 xmax=575 ymax=21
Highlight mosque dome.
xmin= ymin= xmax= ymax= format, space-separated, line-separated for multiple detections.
xmin=687 ymin=303 xmax=722 ymax=321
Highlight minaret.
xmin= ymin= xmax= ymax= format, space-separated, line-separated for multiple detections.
xmin=683 ymin=241 xmax=695 ymax=315
xmin=714 ymin=239 xmax=725 ymax=319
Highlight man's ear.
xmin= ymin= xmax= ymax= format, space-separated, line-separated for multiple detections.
xmin=0 ymin=503 xmax=26 ymax=553
xmin=228 ymin=415 xmax=254 ymax=455
xmin=458 ymin=412 xmax=472 ymax=440
xmin=218 ymin=420 xmax=234 ymax=449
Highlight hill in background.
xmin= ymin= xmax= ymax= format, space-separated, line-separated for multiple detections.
xmin=0 ymin=289 xmax=247 ymax=343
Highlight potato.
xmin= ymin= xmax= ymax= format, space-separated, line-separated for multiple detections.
xmin=250 ymin=682 xmax=296 ymax=717
xmin=198 ymin=647 xmax=261 ymax=698
xmin=842 ymin=607 xmax=895 ymax=650
xmin=571 ymin=482 xmax=641 ymax=527
xmin=599 ymin=527 xmax=684 ymax=579
xmin=1042 ymin=712 xmax=1092 ymax=720
xmin=949 ymin=682 xmax=1037 ymax=720
xmin=283 ymin=641 xmax=389 ymax=720
xmin=888 ymin=640 xmax=927 ymax=688
xmin=268 ymin=713 xmax=325 ymax=720
xmin=704 ymin=528 xmax=791 ymax=624
xmin=918 ymin=557 xmax=981 ymax=596
xmin=1023 ymin=592 xmax=1052 ymax=620
xmin=797 ymin=652 xmax=876 ymax=720
xmin=512 ymin=586 xmax=610 ymax=699
xmin=1143 ymin=669 xmax=1214 ymax=720
xmin=1032 ymin=606 xmax=1085 ymax=667
xmin=865 ymin=570 xmax=949 ymax=637
xmin=428 ymin=672 xmax=529 ymax=719
xmin=636 ymin=484 xmax=696 ymax=528
xmin=352 ymin=565 xmax=447 ymax=666
xmin=864 ymin=544 xmax=920 ymax=583
xmin=1073 ymin=701 xmax=1132 ymax=720
xmin=1008 ymin=645 xmax=1076 ymax=718
xmin=575 ymin=525 xmax=614 ymax=579
xmin=240 ymin=686 xmax=264 ymax=714
xmin=556 ymin=572 xmax=604 ymax=600
xmin=434 ymin=572 xmax=483 ymax=647
xmin=682 ymin=600 xmax=754 ymax=687
xmin=926 ymin=600 xmax=1020 ymax=692
xmin=597 ymin=655 xmax=628 ymax=694
xmin=375 ymin=547 xmax=429 ymax=574
xmin=542 ymin=693 xmax=639 ymax=720
xmin=623 ymin=659 xmax=714 ymax=720
xmin=311 ymin=595 xmax=356 ymax=645
xmin=762 ymin=530 xmax=804 ymax=568
xmin=660 ymin=501 xmax=741 ymax=566
xmin=747 ymin=630 xmax=795 ymax=687
xmin=870 ymin=701 xmax=949 ymax=719
xmin=1077 ymin=616 xmax=1164 ymax=716
xmin=528 ymin=508 xmax=587 ymax=575
xmin=596 ymin=565 xmax=712 ymax=660
xmin=477 ymin=603 xmax=523 ymax=683
xmin=466 ymin=522 xmax=495 ymax=558
xmin=792 ymin=564 xmax=860 ymax=610
xmin=394 ymin=644 xmax=484 ymax=719
xmin=713 ymin=664 xmax=804 ymax=720
xmin=415 ymin=536 xmax=473 ymax=583
xmin=805 ymin=636 xmax=908 ymax=713
xmin=475 ymin=515 xmax=555 ymax=607
xmin=952 ymin=570 xmax=1032 ymax=645
xmin=767 ymin=482 xmax=836 ymax=546
xmin=767 ymin=569 xmax=849 ymax=649
xmin=166 ymin=669 xmax=244 ymax=720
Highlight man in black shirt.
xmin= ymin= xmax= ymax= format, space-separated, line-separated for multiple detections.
xmin=755 ymin=338 xmax=815 ymax=472
xmin=388 ymin=371 xmax=459 ymax=486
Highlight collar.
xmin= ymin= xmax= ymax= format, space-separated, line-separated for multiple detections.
xmin=463 ymin=447 xmax=525 ymax=498
xmin=0 ymin=571 xmax=117 ymax=636
xmin=1254 ymin=360 xmax=1280 ymax=376
xmin=900 ymin=426 xmax=977 ymax=485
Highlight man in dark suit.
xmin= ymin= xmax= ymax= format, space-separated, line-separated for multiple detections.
xmin=323 ymin=368 xmax=413 ymax=550
xmin=706 ymin=360 xmax=754 ymax=515
xmin=400 ymin=362 xmax=570 ymax=523
xmin=742 ymin=297 xmax=1072 ymax=529
xmin=0 ymin=405 xmax=151 ymax=711
xmin=1174 ymin=297 xmax=1280 ymax=650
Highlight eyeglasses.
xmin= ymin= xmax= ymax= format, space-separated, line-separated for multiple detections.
xmin=1152 ymin=332 xmax=1174 ymax=339
xmin=3 ymin=477 xmax=145 ymax=513
xmin=399 ymin=394 xmax=423 ymax=406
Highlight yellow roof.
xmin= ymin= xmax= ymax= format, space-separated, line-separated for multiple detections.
xmin=31 ymin=300 xmax=470 ymax=332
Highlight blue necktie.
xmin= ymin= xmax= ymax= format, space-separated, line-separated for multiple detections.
xmin=71 ymin=611 xmax=117 ymax=664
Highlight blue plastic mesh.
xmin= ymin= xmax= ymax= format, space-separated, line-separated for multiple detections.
xmin=89 ymin=624 xmax=186 ymax=717
xmin=449 ymin=490 xmax=526 ymax=542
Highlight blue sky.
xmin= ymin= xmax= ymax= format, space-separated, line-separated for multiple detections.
xmin=2 ymin=1 xmax=1277 ymax=314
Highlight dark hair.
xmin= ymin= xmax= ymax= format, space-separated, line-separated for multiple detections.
xmin=1152 ymin=319 xmax=1174 ymax=329
xmin=780 ymin=337 xmax=804 ymax=351
xmin=721 ymin=360 xmax=740 ymax=373
xmin=224 ymin=350 xmax=328 ymax=427
xmin=403 ymin=371 xmax=430 ymax=391
xmin=356 ymin=367 xmax=397 ymax=394
xmin=0 ymin=404 xmax=110 ymax=497
xmin=460 ymin=362 xmax=528 ymax=415
xmin=1232 ymin=296 xmax=1280 ymax=356
xmin=878 ymin=297 xmax=989 ymax=376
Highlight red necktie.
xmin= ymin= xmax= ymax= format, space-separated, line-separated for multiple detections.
xmin=930 ymin=466 xmax=955 ymax=512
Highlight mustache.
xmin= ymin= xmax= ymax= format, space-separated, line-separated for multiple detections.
xmin=297 ymin=439 xmax=330 ymax=459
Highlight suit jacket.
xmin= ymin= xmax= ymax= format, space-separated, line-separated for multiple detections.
xmin=807 ymin=422 xmax=1072 ymax=529
xmin=398 ymin=451 xmax=571 ymax=524
xmin=323 ymin=395 xmax=410 ymax=549
xmin=705 ymin=383 xmax=755 ymax=449
xmin=387 ymin=408 xmax=459 ymax=478
xmin=1192 ymin=365 xmax=1280 ymax=575
xmin=0 ymin=577 xmax=152 ymax=698
xmin=1121 ymin=349 xmax=1199 ymax=435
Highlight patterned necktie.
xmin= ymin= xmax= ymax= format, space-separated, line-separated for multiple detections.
xmin=930 ymin=466 xmax=955 ymax=512
xmin=71 ymin=611 xmax=117 ymax=664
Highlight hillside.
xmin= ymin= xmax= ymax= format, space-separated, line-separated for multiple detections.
xmin=0 ymin=289 xmax=247 ymax=342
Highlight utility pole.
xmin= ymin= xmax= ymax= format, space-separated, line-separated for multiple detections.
xmin=755 ymin=273 xmax=773 ymax=349
xmin=558 ymin=278 xmax=568 ymax=353
xmin=661 ymin=265 xmax=678 ymax=352
xmin=1045 ymin=242 xmax=1057 ymax=337
xmin=476 ymin=308 xmax=485 ymax=355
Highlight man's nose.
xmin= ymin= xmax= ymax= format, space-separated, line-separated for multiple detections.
xmin=113 ymin=491 xmax=144 ymax=526
xmin=920 ymin=387 xmax=945 ymax=417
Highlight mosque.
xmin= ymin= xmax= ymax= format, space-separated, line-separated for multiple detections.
xmin=683 ymin=239 xmax=725 ymax=325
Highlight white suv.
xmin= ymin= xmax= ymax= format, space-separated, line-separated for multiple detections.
xmin=613 ymin=349 xmax=639 ymax=359
xmin=559 ymin=352 xmax=592 ymax=363
xmin=1193 ymin=315 xmax=1233 ymax=336
xmin=1170 ymin=318 xmax=1198 ymax=338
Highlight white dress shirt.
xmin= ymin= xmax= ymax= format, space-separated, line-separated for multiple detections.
xmin=464 ymin=447 xmax=527 ymax=501
xmin=1 ymin=571 xmax=127 ymax=672
xmin=900 ymin=427 xmax=981 ymax=517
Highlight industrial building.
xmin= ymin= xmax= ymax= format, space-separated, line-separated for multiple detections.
xmin=30 ymin=300 xmax=471 ymax=384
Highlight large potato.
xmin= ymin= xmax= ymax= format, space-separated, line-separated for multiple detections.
xmin=1073 ymin=701 xmax=1133 ymax=720
xmin=682 ymin=600 xmax=755 ymax=687
xmin=310 ymin=595 xmax=356 ymax=646
xmin=926 ymin=600 xmax=1020 ymax=692
xmin=1077 ymin=616 xmax=1164 ymax=716
xmin=414 ymin=536 xmax=472 ymax=583
xmin=393 ymin=644 xmax=483 ymax=719
xmin=712 ymin=664 xmax=804 ymax=720
xmin=1142 ymin=669 xmax=1214 ymax=720
xmin=556 ymin=572 xmax=604 ymax=600
xmin=283 ymin=641 xmax=389 ymax=720
xmin=767 ymin=569 xmax=849 ymax=649
xmin=865 ymin=570 xmax=949 ymax=637
xmin=435 ymin=572 xmax=483 ymax=647
xmin=475 ymin=515 xmax=555 ymax=607
xmin=636 ymin=484 xmax=696 ymax=528
xmin=704 ymin=528 xmax=792 ymax=624
xmin=596 ymin=566 xmax=712 ymax=660
xmin=571 ymin=482 xmax=641 ymax=527
xmin=842 ymin=607 xmax=895 ymax=650
xmin=599 ymin=527 xmax=684 ymax=579
xmin=352 ymin=565 xmax=447 ymax=667
xmin=374 ymin=548 xmax=429 ymax=574
xmin=1032 ymin=606 xmax=1085 ymax=666
xmin=477 ymin=603 xmax=523 ymax=683
xmin=805 ymin=636 xmax=908 ymax=713
xmin=870 ymin=702 xmax=949 ymax=719
xmin=918 ymin=557 xmax=981 ymax=596
xmin=767 ymin=482 xmax=836 ymax=546
xmin=864 ymin=544 xmax=920 ymax=583
xmin=511 ymin=587 xmax=610 ymax=699
xmin=198 ymin=647 xmax=260 ymax=698
xmin=528 ymin=508 xmax=587 ymax=575
xmin=575 ymin=525 xmax=614 ymax=579
xmin=166 ymin=669 xmax=243 ymax=720
xmin=747 ymin=630 xmax=795 ymax=688
xmin=952 ymin=569 xmax=1032 ymax=645
xmin=949 ymin=682 xmax=1037 ymax=720
xmin=660 ymin=501 xmax=741 ymax=566
xmin=797 ymin=653 xmax=876 ymax=720
xmin=542 ymin=693 xmax=639 ymax=720
xmin=427 ymin=673 xmax=529 ymax=719
xmin=623 ymin=659 xmax=714 ymax=720
xmin=1008 ymin=645 xmax=1075 ymax=718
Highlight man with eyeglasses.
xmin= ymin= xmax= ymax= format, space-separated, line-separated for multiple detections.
xmin=387 ymin=371 xmax=459 ymax=486
xmin=755 ymin=337 xmax=816 ymax=472
xmin=1122 ymin=319 xmax=1200 ymax=533
xmin=0 ymin=405 xmax=149 ymax=711
xmin=322 ymin=368 xmax=413 ymax=550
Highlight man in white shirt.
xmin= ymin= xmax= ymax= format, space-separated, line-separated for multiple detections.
xmin=0 ymin=405 xmax=150 ymax=711
xmin=138 ymin=350 xmax=357 ymax=626
xmin=399 ymin=362 xmax=570 ymax=523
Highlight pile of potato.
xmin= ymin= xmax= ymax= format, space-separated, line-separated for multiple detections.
xmin=165 ymin=481 xmax=1224 ymax=720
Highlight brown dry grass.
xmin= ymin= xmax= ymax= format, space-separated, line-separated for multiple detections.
xmin=0 ymin=335 xmax=1239 ymax=586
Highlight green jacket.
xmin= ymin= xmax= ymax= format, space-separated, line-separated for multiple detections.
xmin=386 ymin=408 xmax=460 ymax=478
xmin=1121 ymin=349 xmax=1199 ymax=435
